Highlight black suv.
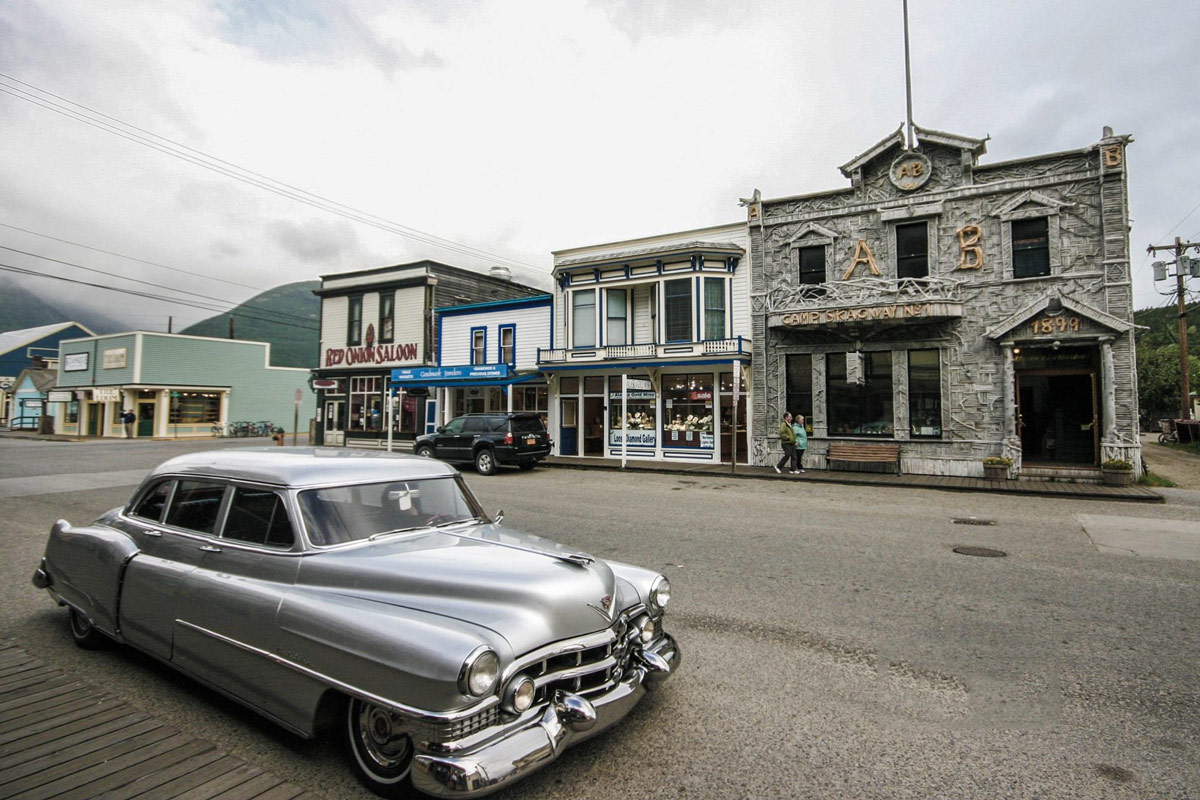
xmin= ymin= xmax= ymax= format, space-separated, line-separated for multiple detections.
xmin=414 ymin=412 xmax=551 ymax=475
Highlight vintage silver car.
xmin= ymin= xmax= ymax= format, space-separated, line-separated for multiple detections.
xmin=32 ymin=448 xmax=679 ymax=798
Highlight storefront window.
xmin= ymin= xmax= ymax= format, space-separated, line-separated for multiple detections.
xmin=663 ymin=373 xmax=714 ymax=448
xmin=349 ymin=376 xmax=383 ymax=431
xmin=169 ymin=392 xmax=220 ymax=424
xmin=608 ymin=375 xmax=656 ymax=448
xmin=827 ymin=352 xmax=894 ymax=436
xmin=66 ymin=400 xmax=79 ymax=424
xmin=908 ymin=350 xmax=942 ymax=437
xmin=785 ymin=354 xmax=813 ymax=423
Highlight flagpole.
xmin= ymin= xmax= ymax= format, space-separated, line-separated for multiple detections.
xmin=903 ymin=0 xmax=914 ymax=149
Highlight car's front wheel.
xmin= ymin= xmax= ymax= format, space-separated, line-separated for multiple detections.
xmin=68 ymin=607 xmax=106 ymax=650
xmin=346 ymin=697 xmax=416 ymax=798
xmin=474 ymin=448 xmax=496 ymax=475
xmin=415 ymin=445 xmax=434 ymax=459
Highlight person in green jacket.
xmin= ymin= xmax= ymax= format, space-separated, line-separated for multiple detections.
xmin=792 ymin=413 xmax=808 ymax=473
xmin=775 ymin=411 xmax=795 ymax=473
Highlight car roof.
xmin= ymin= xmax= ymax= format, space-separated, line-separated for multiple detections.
xmin=146 ymin=447 xmax=458 ymax=488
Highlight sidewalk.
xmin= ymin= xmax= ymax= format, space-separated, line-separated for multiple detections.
xmin=542 ymin=455 xmax=1164 ymax=503
xmin=0 ymin=429 xmax=1162 ymax=502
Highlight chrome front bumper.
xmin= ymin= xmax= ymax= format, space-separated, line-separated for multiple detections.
xmin=411 ymin=634 xmax=680 ymax=798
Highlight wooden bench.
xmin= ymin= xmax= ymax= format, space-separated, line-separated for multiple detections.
xmin=826 ymin=442 xmax=901 ymax=474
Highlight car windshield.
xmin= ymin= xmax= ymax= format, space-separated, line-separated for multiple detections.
xmin=298 ymin=476 xmax=483 ymax=546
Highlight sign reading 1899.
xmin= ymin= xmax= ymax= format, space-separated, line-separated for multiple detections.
xmin=1031 ymin=315 xmax=1081 ymax=335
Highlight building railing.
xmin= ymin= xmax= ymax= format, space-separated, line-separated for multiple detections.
xmin=537 ymin=337 xmax=750 ymax=365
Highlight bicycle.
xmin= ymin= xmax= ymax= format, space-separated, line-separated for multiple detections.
xmin=1157 ymin=419 xmax=1178 ymax=445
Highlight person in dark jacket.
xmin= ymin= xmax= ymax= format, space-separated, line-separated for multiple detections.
xmin=775 ymin=411 xmax=795 ymax=474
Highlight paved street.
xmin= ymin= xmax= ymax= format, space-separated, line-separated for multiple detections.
xmin=2 ymin=437 xmax=1198 ymax=799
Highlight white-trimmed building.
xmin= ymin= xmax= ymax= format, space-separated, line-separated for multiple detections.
xmin=540 ymin=223 xmax=753 ymax=464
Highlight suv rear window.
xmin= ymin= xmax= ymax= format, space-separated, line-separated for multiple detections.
xmin=511 ymin=416 xmax=545 ymax=434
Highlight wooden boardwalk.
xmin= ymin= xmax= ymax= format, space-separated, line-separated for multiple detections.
xmin=0 ymin=640 xmax=324 ymax=800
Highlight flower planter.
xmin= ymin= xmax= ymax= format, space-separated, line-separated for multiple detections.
xmin=983 ymin=465 xmax=1008 ymax=481
xmin=1101 ymin=468 xmax=1133 ymax=486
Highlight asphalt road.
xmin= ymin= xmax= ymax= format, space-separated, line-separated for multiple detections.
xmin=2 ymin=438 xmax=1198 ymax=799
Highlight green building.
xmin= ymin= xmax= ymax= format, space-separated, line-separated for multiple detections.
xmin=53 ymin=332 xmax=313 ymax=439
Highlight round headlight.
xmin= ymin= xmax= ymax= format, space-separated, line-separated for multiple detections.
xmin=460 ymin=648 xmax=500 ymax=697
xmin=650 ymin=576 xmax=671 ymax=610
xmin=504 ymin=675 xmax=536 ymax=713
xmin=635 ymin=614 xmax=657 ymax=644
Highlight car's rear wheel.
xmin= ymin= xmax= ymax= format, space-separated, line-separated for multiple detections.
xmin=345 ymin=697 xmax=416 ymax=798
xmin=415 ymin=445 xmax=434 ymax=459
xmin=68 ymin=607 xmax=106 ymax=650
xmin=474 ymin=448 xmax=496 ymax=475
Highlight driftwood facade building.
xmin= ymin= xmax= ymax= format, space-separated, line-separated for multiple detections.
xmin=748 ymin=125 xmax=1139 ymax=478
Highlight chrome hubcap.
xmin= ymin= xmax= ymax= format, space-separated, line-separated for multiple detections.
xmin=356 ymin=702 xmax=411 ymax=772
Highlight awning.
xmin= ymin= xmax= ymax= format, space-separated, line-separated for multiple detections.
xmin=389 ymin=364 xmax=544 ymax=388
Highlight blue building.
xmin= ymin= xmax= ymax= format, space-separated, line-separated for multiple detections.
xmin=0 ymin=322 xmax=93 ymax=426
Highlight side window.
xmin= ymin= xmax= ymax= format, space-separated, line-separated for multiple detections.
xmin=488 ymin=416 xmax=509 ymax=432
xmin=442 ymin=417 xmax=466 ymax=434
xmin=164 ymin=480 xmax=227 ymax=534
xmin=462 ymin=417 xmax=488 ymax=434
xmin=224 ymin=487 xmax=295 ymax=548
xmin=130 ymin=480 xmax=173 ymax=522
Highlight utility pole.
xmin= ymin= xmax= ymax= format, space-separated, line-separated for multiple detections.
xmin=1148 ymin=236 xmax=1199 ymax=419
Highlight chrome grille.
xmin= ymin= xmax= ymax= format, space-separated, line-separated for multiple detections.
xmin=524 ymin=612 xmax=641 ymax=704
xmin=408 ymin=705 xmax=499 ymax=744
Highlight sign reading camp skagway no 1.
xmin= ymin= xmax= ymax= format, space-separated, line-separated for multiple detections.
xmin=776 ymin=301 xmax=963 ymax=327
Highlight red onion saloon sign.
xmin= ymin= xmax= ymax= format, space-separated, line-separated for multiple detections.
xmin=325 ymin=342 xmax=420 ymax=367
xmin=324 ymin=326 xmax=419 ymax=367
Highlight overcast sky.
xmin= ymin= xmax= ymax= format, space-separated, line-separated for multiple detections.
xmin=2 ymin=0 xmax=1197 ymax=331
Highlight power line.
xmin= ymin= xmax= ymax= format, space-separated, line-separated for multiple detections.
xmin=0 ymin=244 xmax=307 ymax=322
xmin=0 ymin=222 xmax=267 ymax=291
xmin=0 ymin=74 xmax=550 ymax=280
xmin=0 ymin=262 xmax=320 ymax=333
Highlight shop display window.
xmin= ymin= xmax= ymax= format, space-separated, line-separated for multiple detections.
xmin=663 ymin=373 xmax=714 ymax=449
xmin=169 ymin=391 xmax=220 ymax=424
xmin=608 ymin=375 xmax=656 ymax=448
xmin=349 ymin=376 xmax=383 ymax=431
xmin=827 ymin=352 xmax=894 ymax=436
xmin=785 ymin=354 xmax=813 ymax=423
xmin=908 ymin=350 xmax=942 ymax=437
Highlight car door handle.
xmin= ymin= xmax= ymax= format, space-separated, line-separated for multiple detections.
xmin=199 ymin=545 xmax=222 ymax=553
xmin=143 ymin=530 xmax=163 ymax=537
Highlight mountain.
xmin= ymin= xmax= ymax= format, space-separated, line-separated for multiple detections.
xmin=0 ymin=276 xmax=127 ymax=334
xmin=1134 ymin=303 xmax=1198 ymax=350
xmin=181 ymin=281 xmax=320 ymax=368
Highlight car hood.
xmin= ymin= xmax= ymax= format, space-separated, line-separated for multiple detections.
xmin=296 ymin=523 xmax=622 ymax=657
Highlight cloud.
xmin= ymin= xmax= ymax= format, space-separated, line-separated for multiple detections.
xmin=268 ymin=217 xmax=360 ymax=264
xmin=212 ymin=0 xmax=443 ymax=75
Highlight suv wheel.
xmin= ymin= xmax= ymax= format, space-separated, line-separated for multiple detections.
xmin=474 ymin=448 xmax=496 ymax=476
xmin=415 ymin=445 xmax=434 ymax=459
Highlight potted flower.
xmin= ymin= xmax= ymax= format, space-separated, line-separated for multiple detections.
xmin=981 ymin=456 xmax=1012 ymax=480
xmin=1100 ymin=458 xmax=1134 ymax=486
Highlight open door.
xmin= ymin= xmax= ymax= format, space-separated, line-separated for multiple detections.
xmin=1017 ymin=371 xmax=1098 ymax=465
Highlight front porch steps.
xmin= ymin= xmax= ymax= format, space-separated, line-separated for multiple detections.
xmin=1018 ymin=464 xmax=1102 ymax=483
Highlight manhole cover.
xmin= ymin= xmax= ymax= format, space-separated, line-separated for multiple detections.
xmin=953 ymin=546 xmax=1007 ymax=558
xmin=952 ymin=517 xmax=996 ymax=526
